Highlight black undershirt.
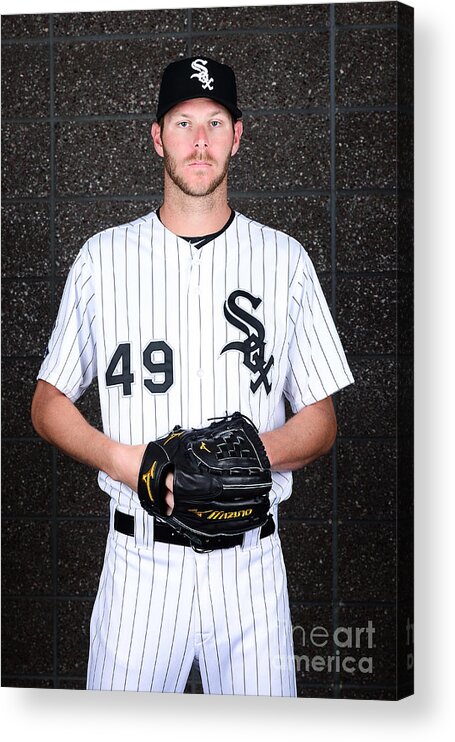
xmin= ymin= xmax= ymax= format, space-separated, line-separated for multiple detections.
xmin=156 ymin=207 xmax=235 ymax=249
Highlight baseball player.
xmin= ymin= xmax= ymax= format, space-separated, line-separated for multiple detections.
xmin=31 ymin=57 xmax=354 ymax=696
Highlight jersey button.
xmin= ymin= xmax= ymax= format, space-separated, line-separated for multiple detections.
xmin=197 ymin=368 xmax=204 ymax=378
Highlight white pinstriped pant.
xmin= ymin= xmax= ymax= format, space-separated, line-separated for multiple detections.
xmin=87 ymin=504 xmax=297 ymax=696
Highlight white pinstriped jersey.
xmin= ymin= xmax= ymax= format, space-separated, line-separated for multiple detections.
xmin=38 ymin=209 xmax=353 ymax=515
xmin=39 ymin=208 xmax=353 ymax=695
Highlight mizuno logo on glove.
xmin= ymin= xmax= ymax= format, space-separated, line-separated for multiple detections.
xmin=189 ymin=508 xmax=253 ymax=520
xmin=141 ymin=461 xmax=157 ymax=502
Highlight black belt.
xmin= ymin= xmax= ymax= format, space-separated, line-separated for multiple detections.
xmin=114 ymin=509 xmax=275 ymax=551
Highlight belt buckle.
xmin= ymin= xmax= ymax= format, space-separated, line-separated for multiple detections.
xmin=191 ymin=543 xmax=214 ymax=554
xmin=191 ymin=534 xmax=241 ymax=553
xmin=187 ymin=531 xmax=215 ymax=553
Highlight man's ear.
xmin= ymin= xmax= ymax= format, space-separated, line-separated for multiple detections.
xmin=151 ymin=121 xmax=164 ymax=158
xmin=231 ymin=119 xmax=243 ymax=157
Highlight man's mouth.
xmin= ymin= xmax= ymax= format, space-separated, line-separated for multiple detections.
xmin=187 ymin=159 xmax=213 ymax=167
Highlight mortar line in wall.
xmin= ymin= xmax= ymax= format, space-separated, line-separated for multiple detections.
xmin=48 ymin=13 xmax=59 ymax=691
xmin=1 ymin=103 xmax=411 ymax=128
xmin=0 ymin=266 xmax=405 ymax=284
xmin=1 ymin=26 xmax=329 ymax=46
xmin=1 ymin=187 xmax=406 ymax=207
xmin=2 ymin=593 xmax=400 ymax=607
xmin=328 ymin=3 xmax=340 ymax=700
xmin=186 ymin=10 xmax=199 ymax=698
xmin=0 ymin=673 xmax=404 ymax=693
xmin=1 ymin=21 xmax=409 ymax=47
xmin=395 ymin=16 xmax=401 ymax=700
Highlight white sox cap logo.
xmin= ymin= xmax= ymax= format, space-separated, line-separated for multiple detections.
xmin=190 ymin=59 xmax=214 ymax=91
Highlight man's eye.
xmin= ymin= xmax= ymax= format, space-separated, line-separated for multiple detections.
xmin=178 ymin=121 xmax=190 ymax=128
xmin=210 ymin=121 xmax=221 ymax=127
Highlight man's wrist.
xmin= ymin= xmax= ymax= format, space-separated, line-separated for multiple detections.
xmin=112 ymin=442 xmax=147 ymax=492
xmin=260 ymin=432 xmax=276 ymax=469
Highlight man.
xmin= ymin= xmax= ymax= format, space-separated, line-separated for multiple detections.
xmin=31 ymin=57 xmax=354 ymax=696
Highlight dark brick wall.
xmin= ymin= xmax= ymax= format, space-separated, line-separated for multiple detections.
xmin=1 ymin=2 xmax=414 ymax=699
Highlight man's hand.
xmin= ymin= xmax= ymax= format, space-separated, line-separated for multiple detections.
xmin=106 ymin=442 xmax=174 ymax=513
xmin=164 ymin=472 xmax=174 ymax=515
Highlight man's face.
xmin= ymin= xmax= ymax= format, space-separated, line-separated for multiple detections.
xmin=151 ymin=98 xmax=243 ymax=198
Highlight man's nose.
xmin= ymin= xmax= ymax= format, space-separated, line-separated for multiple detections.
xmin=194 ymin=125 xmax=208 ymax=148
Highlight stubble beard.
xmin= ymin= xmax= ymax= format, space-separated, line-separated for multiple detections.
xmin=162 ymin=148 xmax=231 ymax=198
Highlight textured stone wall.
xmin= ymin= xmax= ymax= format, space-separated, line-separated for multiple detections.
xmin=1 ymin=2 xmax=413 ymax=698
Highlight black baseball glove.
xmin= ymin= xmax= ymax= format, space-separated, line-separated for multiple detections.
xmin=137 ymin=412 xmax=272 ymax=548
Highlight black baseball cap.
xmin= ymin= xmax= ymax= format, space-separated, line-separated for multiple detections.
xmin=156 ymin=57 xmax=242 ymax=121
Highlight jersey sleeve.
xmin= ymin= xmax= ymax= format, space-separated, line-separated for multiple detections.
xmin=37 ymin=243 xmax=97 ymax=402
xmin=283 ymin=248 xmax=354 ymax=412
